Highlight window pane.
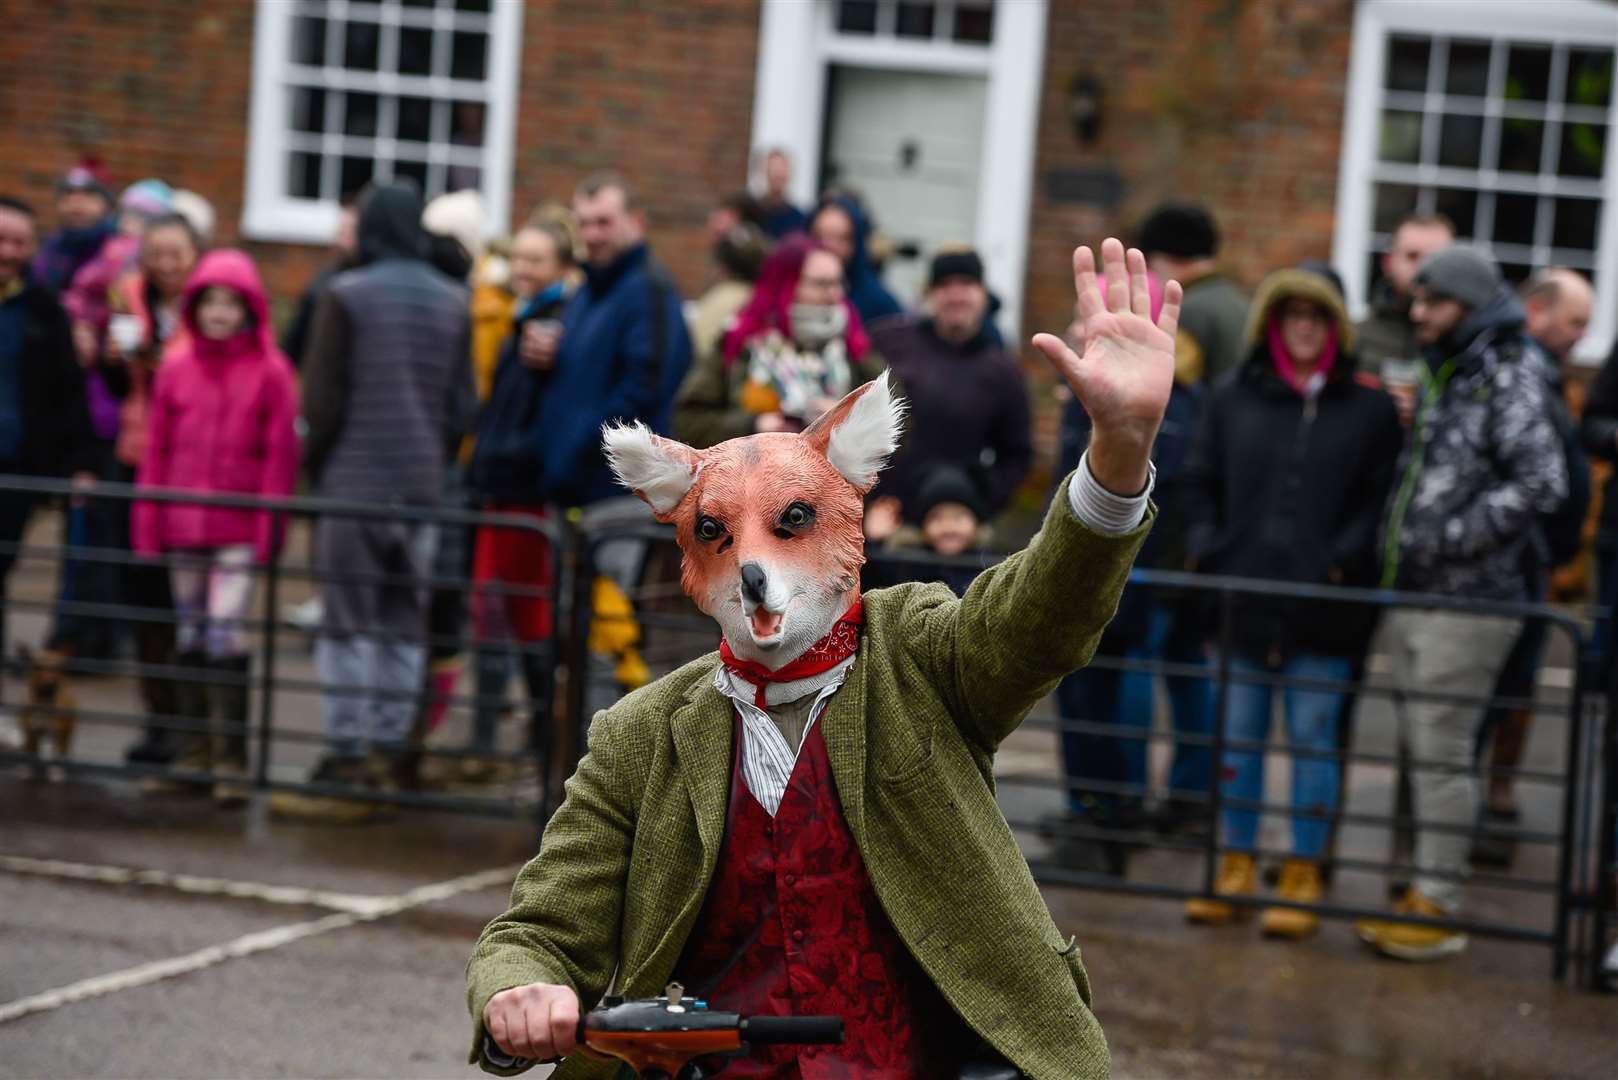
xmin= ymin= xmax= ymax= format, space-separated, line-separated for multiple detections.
xmin=399 ymin=27 xmax=434 ymax=76
xmin=1552 ymin=197 xmax=1601 ymax=250
xmin=451 ymin=31 xmax=487 ymax=80
xmin=1565 ymin=49 xmax=1614 ymax=109
xmin=344 ymin=20 xmax=380 ymax=72
xmin=1379 ymin=110 xmax=1424 ymax=164
xmin=1492 ymin=193 xmax=1538 ymax=246
xmin=455 ymin=0 xmax=492 ymax=11
xmin=288 ymin=152 xmax=323 ymax=200
xmin=1438 ymin=113 xmax=1483 ymax=168
xmin=896 ymin=3 xmax=934 ymax=38
xmin=1373 ymin=182 xmax=1420 ymax=234
xmin=292 ymin=15 xmax=327 ymax=66
xmin=1434 ymin=187 xmax=1478 ymax=237
xmin=1445 ymin=40 xmax=1492 ymax=97
xmin=450 ymin=100 xmax=486 ymax=146
xmin=290 ymin=86 xmax=326 ymax=133
xmin=343 ymin=91 xmax=379 ymax=137
xmin=1559 ymin=122 xmax=1607 ymax=179
xmin=341 ymin=155 xmax=375 ymax=198
xmin=401 ymin=0 xmax=436 ymax=8
xmin=1497 ymin=117 xmax=1544 ymax=172
xmin=1505 ymin=44 xmax=1551 ymax=102
xmin=397 ymin=96 xmax=434 ymax=143
xmin=394 ymin=158 xmax=430 ymax=191
xmin=837 ymin=1 xmax=877 ymax=34
xmin=954 ymin=4 xmax=993 ymax=43
xmin=447 ymin=162 xmax=482 ymax=193
xmin=1385 ymin=35 xmax=1431 ymax=92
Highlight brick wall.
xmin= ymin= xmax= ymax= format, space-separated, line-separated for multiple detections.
xmin=1 ymin=0 xmax=761 ymax=314
xmin=1025 ymin=0 xmax=1353 ymax=343
xmin=1013 ymin=0 xmax=1353 ymax=478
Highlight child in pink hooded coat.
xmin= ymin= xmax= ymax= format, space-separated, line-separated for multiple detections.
xmin=133 ymin=249 xmax=299 ymax=801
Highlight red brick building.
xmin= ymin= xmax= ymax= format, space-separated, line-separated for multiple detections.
xmin=6 ymin=1 xmax=1615 ymax=377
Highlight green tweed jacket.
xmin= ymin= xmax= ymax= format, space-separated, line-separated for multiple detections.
xmin=467 ymin=479 xmax=1150 ymax=1079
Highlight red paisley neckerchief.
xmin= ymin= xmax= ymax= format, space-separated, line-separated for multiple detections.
xmin=718 ymin=597 xmax=864 ymax=708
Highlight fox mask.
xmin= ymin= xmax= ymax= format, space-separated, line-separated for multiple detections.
xmin=604 ymin=374 xmax=905 ymax=669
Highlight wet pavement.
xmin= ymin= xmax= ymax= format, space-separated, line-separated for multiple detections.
xmin=2 ymin=518 xmax=1614 ymax=1078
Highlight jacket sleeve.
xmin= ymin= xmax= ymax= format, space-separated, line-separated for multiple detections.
xmin=465 ymin=705 xmax=638 ymax=1075
xmin=1442 ymin=362 xmax=1569 ymax=562
xmin=1580 ymin=342 xmax=1618 ymax=462
xmin=299 ymin=290 xmax=351 ymax=485
xmin=445 ymin=318 xmax=478 ymax=458
xmin=254 ymin=362 xmax=302 ymax=565
xmin=1329 ymin=390 xmax=1403 ymax=579
xmin=894 ymin=474 xmax=1150 ymax=753
xmin=131 ymin=368 xmax=174 ymax=558
xmin=985 ymin=363 xmax=1033 ymax=517
xmin=1178 ymin=388 xmax=1224 ymax=568
xmin=40 ymin=295 xmax=97 ymax=475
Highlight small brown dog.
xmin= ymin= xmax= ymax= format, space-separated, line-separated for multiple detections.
xmin=18 ymin=646 xmax=77 ymax=764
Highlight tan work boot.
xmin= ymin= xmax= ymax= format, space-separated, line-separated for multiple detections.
xmin=1355 ymin=889 xmax=1468 ymax=961
xmin=1184 ymin=852 xmax=1257 ymax=925
xmin=1261 ymin=859 xmax=1323 ymax=939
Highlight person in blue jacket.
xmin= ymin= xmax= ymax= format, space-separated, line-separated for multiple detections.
xmin=526 ymin=173 xmax=692 ymax=511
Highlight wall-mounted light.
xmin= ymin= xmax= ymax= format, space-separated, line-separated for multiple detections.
xmin=1068 ymin=72 xmax=1104 ymax=146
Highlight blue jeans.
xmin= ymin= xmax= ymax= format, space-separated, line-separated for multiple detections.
xmin=1220 ymin=653 xmax=1350 ymax=859
xmin=1056 ymin=605 xmax=1214 ymax=816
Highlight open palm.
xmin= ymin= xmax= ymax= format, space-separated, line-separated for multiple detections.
xmin=1034 ymin=239 xmax=1182 ymax=494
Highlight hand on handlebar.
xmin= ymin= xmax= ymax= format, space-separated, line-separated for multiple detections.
xmin=483 ymin=982 xmax=583 ymax=1064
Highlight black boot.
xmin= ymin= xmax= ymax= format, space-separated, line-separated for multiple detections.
xmin=141 ymin=650 xmax=212 ymax=795
xmin=461 ymin=648 xmax=513 ymax=784
xmin=521 ymin=644 xmax=557 ymax=805
xmin=124 ymin=645 xmax=180 ymax=765
xmin=209 ymin=655 xmax=253 ymax=807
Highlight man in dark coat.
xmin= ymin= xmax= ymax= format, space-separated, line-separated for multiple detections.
xmin=0 ymin=196 xmax=97 ymax=678
xmin=870 ymin=249 xmax=1031 ymax=523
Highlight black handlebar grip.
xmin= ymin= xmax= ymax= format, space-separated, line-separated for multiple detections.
xmin=741 ymin=1015 xmax=845 ymax=1046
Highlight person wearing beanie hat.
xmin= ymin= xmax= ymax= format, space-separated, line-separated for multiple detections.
xmin=424 ymin=188 xmax=487 ymax=269
xmin=1358 ymin=241 xmax=1570 ymax=961
xmin=1136 ymin=201 xmax=1248 ymax=385
xmin=117 ymin=179 xmax=174 ymax=234
xmin=865 ymin=463 xmax=994 ymax=599
xmin=867 ymin=244 xmax=1032 ymax=527
xmin=32 ymin=159 xmax=116 ymax=294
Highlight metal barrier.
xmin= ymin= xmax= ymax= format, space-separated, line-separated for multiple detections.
xmin=0 ymin=475 xmax=566 ymax=826
xmin=1581 ymin=599 xmax=1617 ymax=991
xmin=5 ymin=475 xmax=1613 ymax=986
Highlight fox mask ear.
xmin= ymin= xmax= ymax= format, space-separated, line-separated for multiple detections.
xmin=602 ymin=422 xmax=700 ymax=517
xmin=802 ymin=371 xmax=907 ymax=494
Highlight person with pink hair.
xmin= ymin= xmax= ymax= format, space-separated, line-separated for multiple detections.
xmin=674 ymin=235 xmax=883 ymax=447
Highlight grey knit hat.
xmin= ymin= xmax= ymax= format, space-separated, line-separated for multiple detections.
xmin=1413 ymin=245 xmax=1502 ymax=309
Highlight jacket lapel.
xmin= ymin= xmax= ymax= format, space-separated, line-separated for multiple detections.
xmin=669 ymin=678 xmax=734 ymax=864
xmin=818 ymin=647 xmax=868 ymax=843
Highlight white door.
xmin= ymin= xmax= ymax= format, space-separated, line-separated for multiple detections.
xmin=824 ymin=66 xmax=988 ymax=311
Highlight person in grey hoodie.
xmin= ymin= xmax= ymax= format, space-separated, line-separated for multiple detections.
xmin=1356 ymin=245 xmax=1567 ymax=961
xmin=278 ymin=182 xmax=475 ymax=816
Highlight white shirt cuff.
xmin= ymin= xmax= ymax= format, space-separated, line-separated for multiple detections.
xmin=1066 ymin=450 xmax=1154 ymax=536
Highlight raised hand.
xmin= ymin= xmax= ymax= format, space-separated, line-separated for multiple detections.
xmin=1033 ymin=238 xmax=1182 ymax=496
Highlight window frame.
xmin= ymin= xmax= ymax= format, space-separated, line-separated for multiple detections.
xmin=1333 ymin=0 xmax=1618 ymax=363
xmin=243 ymin=0 xmax=524 ymax=245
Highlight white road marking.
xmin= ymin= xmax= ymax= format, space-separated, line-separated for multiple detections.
xmin=0 ymin=862 xmax=522 ymax=1025
xmin=0 ymin=855 xmax=398 ymax=916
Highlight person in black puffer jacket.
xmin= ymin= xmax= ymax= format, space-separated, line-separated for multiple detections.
xmin=1180 ymin=267 xmax=1401 ymax=938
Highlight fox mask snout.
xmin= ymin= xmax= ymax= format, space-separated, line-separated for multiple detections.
xmin=605 ymin=374 xmax=904 ymax=668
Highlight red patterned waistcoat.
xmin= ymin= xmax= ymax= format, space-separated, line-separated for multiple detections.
xmin=674 ymin=714 xmax=965 ymax=1078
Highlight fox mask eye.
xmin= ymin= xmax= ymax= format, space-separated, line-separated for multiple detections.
xmin=775 ymin=502 xmax=816 ymax=538
xmin=696 ymin=516 xmax=725 ymax=542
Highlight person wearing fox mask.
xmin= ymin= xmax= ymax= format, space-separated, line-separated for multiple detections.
xmin=468 ymin=240 xmax=1181 ymax=1079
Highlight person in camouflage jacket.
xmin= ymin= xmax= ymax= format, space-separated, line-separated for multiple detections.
xmin=1358 ymin=246 xmax=1567 ymax=963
